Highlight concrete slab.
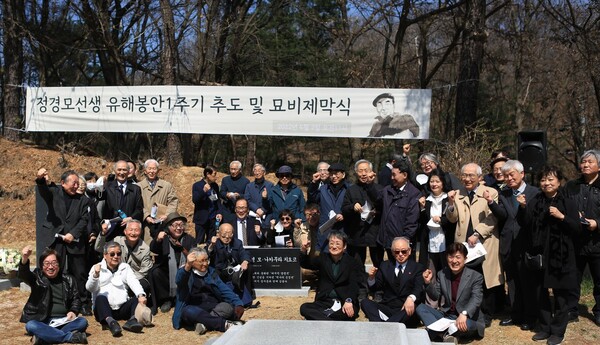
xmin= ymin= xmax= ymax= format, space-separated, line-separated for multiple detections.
xmin=0 ymin=278 xmax=21 ymax=291
xmin=208 ymin=319 xmax=432 ymax=345
xmin=255 ymin=287 xmax=310 ymax=297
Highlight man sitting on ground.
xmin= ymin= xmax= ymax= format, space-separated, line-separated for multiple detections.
xmin=299 ymin=231 xmax=363 ymax=321
xmin=19 ymin=246 xmax=88 ymax=344
xmin=208 ymin=223 xmax=256 ymax=306
xmin=95 ymin=219 xmax=153 ymax=296
xmin=360 ymin=237 xmax=424 ymax=326
xmin=416 ymin=242 xmax=485 ymax=342
xmin=86 ymin=241 xmax=147 ymax=337
xmin=172 ymin=247 xmax=244 ymax=335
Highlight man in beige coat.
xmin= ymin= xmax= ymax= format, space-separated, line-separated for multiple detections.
xmin=446 ymin=163 xmax=503 ymax=327
xmin=138 ymin=159 xmax=179 ymax=243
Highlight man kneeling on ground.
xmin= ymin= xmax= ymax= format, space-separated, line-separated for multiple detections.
xmin=172 ymin=247 xmax=245 ymax=335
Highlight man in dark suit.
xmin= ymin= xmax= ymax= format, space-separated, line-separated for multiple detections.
xmin=299 ymin=231 xmax=363 ymax=321
xmin=207 ymin=223 xmax=255 ymax=306
xmin=361 ymin=237 xmax=424 ymax=325
xmin=102 ymin=160 xmax=143 ymax=241
xmin=36 ymin=168 xmax=90 ymax=314
xmin=224 ymin=198 xmax=265 ymax=246
xmin=485 ymin=160 xmax=540 ymax=330
xmin=416 ymin=242 xmax=485 ymax=342
xmin=377 ymin=145 xmax=412 ymax=187
xmin=192 ymin=165 xmax=222 ymax=244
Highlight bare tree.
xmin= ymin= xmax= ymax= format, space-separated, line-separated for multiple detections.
xmin=2 ymin=0 xmax=24 ymax=141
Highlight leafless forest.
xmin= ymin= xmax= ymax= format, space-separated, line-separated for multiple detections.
xmin=2 ymin=1 xmax=599 ymax=178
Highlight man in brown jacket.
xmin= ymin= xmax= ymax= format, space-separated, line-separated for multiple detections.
xmin=138 ymin=159 xmax=179 ymax=243
xmin=446 ymin=163 xmax=503 ymax=327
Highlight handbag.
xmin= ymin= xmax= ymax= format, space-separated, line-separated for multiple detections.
xmin=525 ymin=252 xmax=544 ymax=271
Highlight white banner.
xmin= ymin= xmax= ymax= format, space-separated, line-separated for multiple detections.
xmin=25 ymin=86 xmax=431 ymax=139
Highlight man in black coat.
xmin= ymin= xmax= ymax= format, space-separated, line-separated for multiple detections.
xmin=101 ymin=160 xmax=144 ymax=241
xmin=361 ymin=237 xmax=425 ymax=325
xmin=19 ymin=246 xmax=88 ymax=344
xmin=299 ymin=231 xmax=363 ymax=321
xmin=192 ymin=165 xmax=223 ymax=244
xmin=486 ymin=160 xmax=540 ymax=329
xmin=36 ymin=168 xmax=90 ymax=314
xmin=224 ymin=198 xmax=266 ymax=246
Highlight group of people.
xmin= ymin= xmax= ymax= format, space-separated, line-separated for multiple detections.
xmin=19 ymin=147 xmax=600 ymax=345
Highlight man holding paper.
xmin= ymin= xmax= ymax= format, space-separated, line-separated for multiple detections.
xmin=360 ymin=237 xmax=424 ymax=325
xmin=19 ymin=246 xmax=88 ymax=344
xmin=416 ymin=242 xmax=485 ymax=342
xmin=446 ymin=163 xmax=503 ymax=327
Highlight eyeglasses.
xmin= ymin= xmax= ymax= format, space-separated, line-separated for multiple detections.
xmin=108 ymin=252 xmax=122 ymax=257
xmin=279 ymin=174 xmax=292 ymax=179
xmin=420 ymin=161 xmax=434 ymax=168
xmin=42 ymin=261 xmax=59 ymax=268
xmin=393 ymin=249 xmax=410 ymax=256
xmin=280 ymin=216 xmax=292 ymax=221
xmin=305 ymin=212 xmax=319 ymax=218
xmin=461 ymin=173 xmax=479 ymax=180
xmin=170 ymin=222 xmax=186 ymax=228
xmin=220 ymin=234 xmax=233 ymax=239
xmin=235 ymin=206 xmax=248 ymax=210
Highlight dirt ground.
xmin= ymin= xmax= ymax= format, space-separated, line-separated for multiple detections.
xmin=1 ymin=138 xmax=599 ymax=344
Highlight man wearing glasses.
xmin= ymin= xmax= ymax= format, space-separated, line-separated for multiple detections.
xmin=360 ymin=237 xmax=425 ymax=326
xmin=264 ymin=165 xmax=306 ymax=223
xmin=446 ymin=163 xmax=502 ymax=327
xmin=149 ymin=212 xmax=196 ymax=314
xmin=19 ymin=246 xmax=88 ymax=344
xmin=86 ymin=241 xmax=147 ymax=337
xmin=225 ymin=198 xmax=265 ymax=246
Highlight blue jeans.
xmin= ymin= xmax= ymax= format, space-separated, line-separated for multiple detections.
xmin=25 ymin=317 xmax=88 ymax=343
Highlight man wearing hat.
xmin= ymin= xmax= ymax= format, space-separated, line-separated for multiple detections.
xmin=264 ymin=165 xmax=306 ymax=224
xmin=149 ymin=212 xmax=196 ymax=314
xmin=368 ymin=93 xmax=420 ymax=138
xmin=308 ymin=162 xmax=351 ymax=253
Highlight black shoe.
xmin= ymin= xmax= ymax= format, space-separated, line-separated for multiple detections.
xmin=373 ymin=291 xmax=384 ymax=303
xmin=106 ymin=320 xmax=122 ymax=337
xmin=546 ymin=335 xmax=563 ymax=345
xmin=499 ymin=318 xmax=514 ymax=326
xmin=68 ymin=331 xmax=88 ymax=344
xmin=567 ymin=311 xmax=579 ymax=323
xmin=80 ymin=305 xmax=93 ymax=316
xmin=160 ymin=300 xmax=172 ymax=313
xmin=520 ymin=323 xmax=533 ymax=331
xmin=594 ymin=314 xmax=600 ymax=327
xmin=484 ymin=316 xmax=492 ymax=328
xmin=532 ymin=331 xmax=550 ymax=341
xmin=31 ymin=335 xmax=45 ymax=345
xmin=123 ymin=318 xmax=144 ymax=333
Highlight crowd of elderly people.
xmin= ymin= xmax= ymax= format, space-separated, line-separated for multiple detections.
xmin=20 ymin=148 xmax=600 ymax=344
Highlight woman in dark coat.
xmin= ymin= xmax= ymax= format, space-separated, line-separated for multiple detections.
xmin=519 ymin=166 xmax=580 ymax=345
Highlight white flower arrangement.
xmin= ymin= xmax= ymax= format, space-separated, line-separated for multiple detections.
xmin=0 ymin=248 xmax=22 ymax=275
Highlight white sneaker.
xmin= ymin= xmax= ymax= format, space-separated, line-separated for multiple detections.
xmin=195 ymin=323 xmax=207 ymax=335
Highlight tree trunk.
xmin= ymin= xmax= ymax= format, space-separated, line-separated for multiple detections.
xmin=159 ymin=0 xmax=183 ymax=166
xmin=2 ymin=0 xmax=24 ymax=141
xmin=454 ymin=0 xmax=487 ymax=138
xmin=244 ymin=136 xmax=256 ymax=175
